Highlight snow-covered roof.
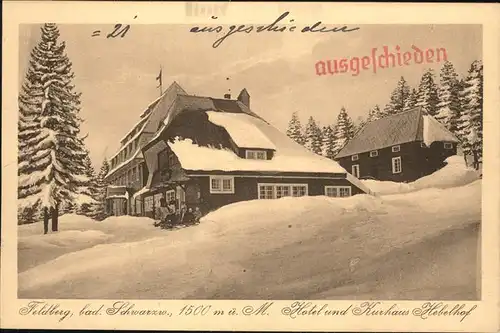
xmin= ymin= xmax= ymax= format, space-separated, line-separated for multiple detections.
xmin=207 ymin=111 xmax=276 ymax=150
xmin=336 ymin=107 xmax=459 ymax=158
xmin=132 ymin=186 xmax=150 ymax=200
xmin=168 ymin=137 xmax=371 ymax=194
xmin=110 ymin=121 xmax=147 ymax=161
xmin=146 ymin=94 xmax=268 ymax=149
xmin=167 ymin=110 xmax=352 ymax=172
xmin=422 ymin=115 xmax=459 ymax=147
xmin=168 ymin=136 xmax=341 ymax=171
xmin=106 ymin=194 xmax=129 ymax=200
xmin=105 ymin=149 xmax=142 ymax=178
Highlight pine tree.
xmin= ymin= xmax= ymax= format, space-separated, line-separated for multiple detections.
xmin=333 ymin=107 xmax=356 ymax=154
xmin=286 ymin=111 xmax=305 ymax=145
xmin=385 ymin=76 xmax=411 ymax=115
xmin=321 ymin=125 xmax=336 ymax=159
xmin=457 ymin=60 xmax=483 ymax=170
xmin=76 ymin=153 xmax=99 ymax=217
xmin=403 ymin=88 xmax=419 ymax=112
xmin=90 ymin=158 xmax=110 ymax=221
xmin=355 ymin=116 xmax=366 ymax=132
xmin=416 ymin=69 xmax=439 ymax=116
xmin=17 ymin=23 xmax=90 ymax=234
xmin=304 ymin=116 xmax=322 ymax=155
xmin=435 ymin=61 xmax=461 ymax=133
xmin=367 ymin=105 xmax=384 ymax=122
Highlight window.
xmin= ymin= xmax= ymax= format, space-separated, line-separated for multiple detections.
xmin=421 ymin=142 xmax=427 ymax=148
xmin=392 ymin=157 xmax=402 ymax=174
xmin=392 ymin=145 xmax=401 ymax=152
xmin=369 ymin=150 xmax=378 ymax=157
xmin=444 ymin=142 xmax=453 ymax=149
xmin=131 ymin=168 xmax=137 ymax=182
xmin=135 ymin=198 xmax=142 ymax=214
xmin=351 ymin=154 xmax=359 ymax=161
xmin=158 ymin=149 xmax=169 ymax=170
xmin=245 ymin=150 xmax=267 ymax=160
xmin=259 ymin=185 xmax=274 ymax=199
xmin=166 ymin=189 xmax=175 ymax=203
xmin=168 ymin=153 xmax=176 ymax=167
xmin=210 ymin=176 xmax=234 ymax=194
xmin=292 ymin=185 xmax=307 ymax=197
xmin=144 ymin=196 xmax=154 ymax=212
xmin=325 ymin=186 xmax=352 ymax=198
xmin=258 ymin=184 xmax=308 ymax=199
xmin=352 ymin=164 xmax=360 ymax=178
xmin=136 ymin=166 xmax=141 ymax=181
xmin=128 ymin=169 xmax=133 ymax=183
xmin=276 ymin=185 xmax=291 ymax=199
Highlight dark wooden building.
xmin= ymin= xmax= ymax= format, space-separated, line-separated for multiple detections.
xmin=136 ymin=83 xmax=372 ymax=217
xmin=334 ymin=107 xmax=460 ymax=183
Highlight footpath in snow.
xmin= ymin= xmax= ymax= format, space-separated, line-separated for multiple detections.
xmin=17 ymin=155 xmax=481 ymax=300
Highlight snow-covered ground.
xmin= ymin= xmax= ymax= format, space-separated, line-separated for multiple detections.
xmin=361 ymin=155 xmax=481 ymax=195
xmin=18 ymin=157 xmax=481 ymax=299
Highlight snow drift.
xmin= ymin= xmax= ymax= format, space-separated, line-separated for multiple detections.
xmin=362 ymin=155 xmax=480 ymax=195
xmin=18 ymin=179 xmax=481 ymax=300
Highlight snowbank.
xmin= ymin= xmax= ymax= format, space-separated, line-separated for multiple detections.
xmin=19 ymin=179 xmax=481 ymax=299
xmin=18 ymin=214 xmax=98 ymax=237
xmin=362 ymin=155 xmax=480 ymax=195
xmin=18 ymin=214 xmax=160 ymax=272
xmin=19 ymin=230 xmax=110 ymax=250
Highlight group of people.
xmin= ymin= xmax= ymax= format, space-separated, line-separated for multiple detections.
xmin=154 ymin=196 xmax=202 ymax=228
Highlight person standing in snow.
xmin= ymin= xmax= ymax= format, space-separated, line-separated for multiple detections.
xmin=193 ymin=206 xmax=202 ymax=224
xmin=154 ymin=196 xmax=168 ymax=227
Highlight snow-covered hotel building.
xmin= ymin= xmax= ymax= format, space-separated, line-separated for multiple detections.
xmin=104 ymin=82 xmax=370 ymax=217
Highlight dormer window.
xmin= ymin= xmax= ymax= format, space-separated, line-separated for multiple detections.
xmin=246 ymin=150 xmax=267 ymax=160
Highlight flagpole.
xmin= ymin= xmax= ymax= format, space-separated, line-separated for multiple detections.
xmin=160 ymin=65 xmax=163 ymax=96
xmin=156 ymin=65 xmax=163 ymax=96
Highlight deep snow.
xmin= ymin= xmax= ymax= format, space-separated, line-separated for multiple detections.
xmin=18 ymin=176 xmax=481 ymax=300
xmin=361 ymin=155 xmax=480 ymax=195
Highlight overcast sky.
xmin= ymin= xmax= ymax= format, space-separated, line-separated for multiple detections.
xmin=19 ymin=24 xmax=481 ymax=168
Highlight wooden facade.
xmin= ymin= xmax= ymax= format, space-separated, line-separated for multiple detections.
xmin=140 ymin=103 xmax=367 ymax=217
xmin=334 ymin=107 xmax=460 ymax=183
xmin=108 ymin=82 xmax=370 ymax=219
xmin=336 ymin=141 xmax=458 ymax=182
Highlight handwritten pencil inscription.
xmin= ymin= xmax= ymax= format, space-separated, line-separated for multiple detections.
xmin=189 ymin=11 xmax=360 ymax=48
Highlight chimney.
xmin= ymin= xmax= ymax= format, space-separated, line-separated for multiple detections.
xmin=224 ymin=93 xmax=231 ymax=99
xmin=237 ymin=88 xmax=250 ymax=108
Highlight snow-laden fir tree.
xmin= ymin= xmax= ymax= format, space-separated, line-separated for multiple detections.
xmin=415 ymin=69 xmax=439 ymax=116
xmin=353 ymin=116 xmax=366 ymax=137
xmin=286 ymin=111 xmax=305 ymax=145
xmin=385 ymin=76 xmax=411 ymax=115
xmin=403 ymin=88 xmax=418 ymax=112
xmin=333 ymin=107 xmax=356 ymax=153
xmin=76 ymin=153 xmax=99 ymax=217
xmin=367 ymin=104 xmax=384 ymax=122
xmin=457 ymin=60 xmax=483 ymax=170
xmin=435 ymin=61 xmax=461 ymax=133
xmin=90 ymin=158 xmax=110 ymax=221
xmin=304 ymin=116 xmax=323 ymax=155
xmin=18 ymin=23 xmax=91 ymax=234
xmin=320 ymin=125 xmax=336 ymax=159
